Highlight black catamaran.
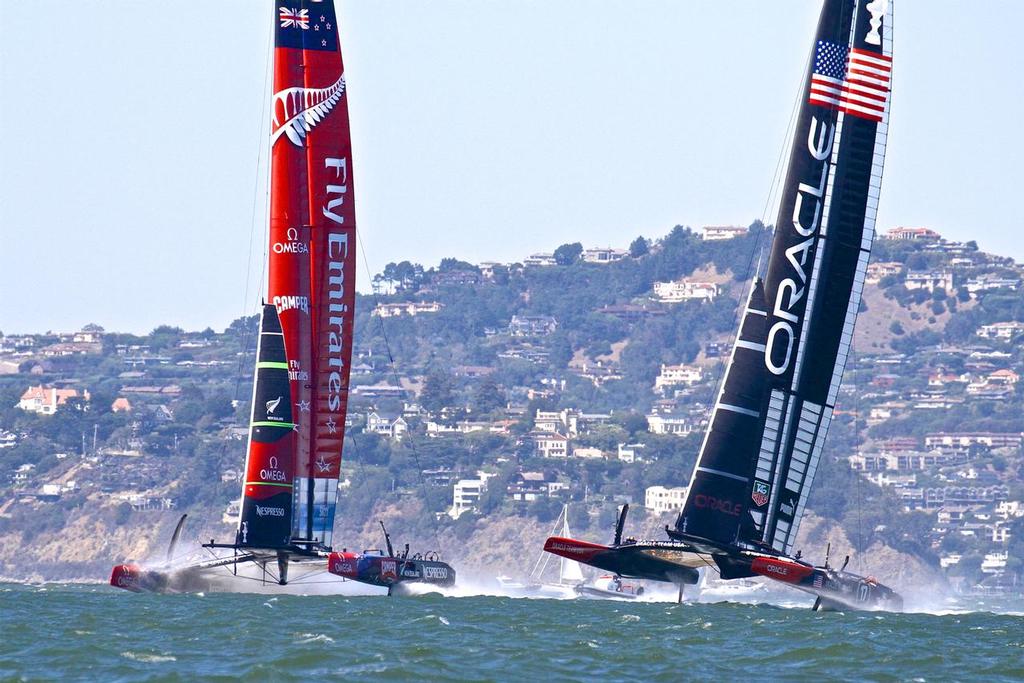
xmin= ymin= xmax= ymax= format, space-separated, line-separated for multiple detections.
xmin=546 ymin=0 xmax=902 ymax=611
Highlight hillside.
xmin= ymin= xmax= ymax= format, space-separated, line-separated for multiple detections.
xmin=0 ymin=223 xmax=1022 ymax=595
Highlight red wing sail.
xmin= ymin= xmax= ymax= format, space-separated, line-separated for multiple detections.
xmin=269 ymin=0 xmax=356 ymax=548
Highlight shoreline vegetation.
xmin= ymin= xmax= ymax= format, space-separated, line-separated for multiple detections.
xmin=0 ymin=224 xmax=1021 ymax=594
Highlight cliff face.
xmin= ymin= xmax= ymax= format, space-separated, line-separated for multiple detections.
xmin=0 ymin=497 xmax=944 ymax=603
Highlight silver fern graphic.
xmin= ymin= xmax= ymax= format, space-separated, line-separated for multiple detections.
xmin=266 ymin=396 xmax=282 ymax=414
xmin=271 ymin=73 xmax=346 ymax=147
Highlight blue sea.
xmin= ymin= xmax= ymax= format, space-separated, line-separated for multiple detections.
xmin=2 ymin=583 xmax=1022 ymax=681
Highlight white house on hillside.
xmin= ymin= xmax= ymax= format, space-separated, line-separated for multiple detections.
xmin=645 ymin=486 xmax=688 ymax=513
xmin=653 ymin=280 xmax=718 ymax=303
xmin=654 ymin=364 xmax=702 ymax=390
xmin=701 ymin=225 xmax=747 ymax=240
xmin=365 ymin=411 xmax=408 ymax=440
xmin=532 ymin=431 xmax=569 ymax=458
xmin=582 ymin=247 xmax=628 ymax=264
xmin=449 ymin=473 xmax=493 ymax=519
xmin=905 ymin=270 xmax=954 ymax=293
xmin=17 ymin=386 xmax=90 ymax=415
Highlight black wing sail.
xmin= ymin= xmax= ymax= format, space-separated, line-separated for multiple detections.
xmin=237 ymin=304 xmax=296 ymax=548
xmin=676 ymin=0 xmax=892 ymax=555
xmin=676 ymin=280 xmax=771 ymax=545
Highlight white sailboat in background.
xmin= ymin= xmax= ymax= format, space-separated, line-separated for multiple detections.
xmin=498 ymin=504 xmax=584 ymax=598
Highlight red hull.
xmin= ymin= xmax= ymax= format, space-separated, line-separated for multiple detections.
xmin=109 ymin=564 xmax=144 ymax=592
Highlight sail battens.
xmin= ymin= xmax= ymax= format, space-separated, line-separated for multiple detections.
xmin=735 ymin=340 xmax=767 ymax=353
xmin=256 ymin=361 xmax=290 ymax=370
xmin=696 ymin=467 xmax=749 ymax=483
xmin=718 ymin=403 xmax=760 ymax=418
xmin=252 ymin=421 xmax=296 ymax=429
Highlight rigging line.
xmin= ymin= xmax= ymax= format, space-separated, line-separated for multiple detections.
xmin=531 ymin=509 xmax=564 ymax=580
xmin=232 ymin=10 xmax=275 ymax=405
xmin=759 ymin=34 xmax=813 ymax=227
xmin=691 ymin=22 xmax=817 ymax=453
xmin=355 ymin=235 xmax=444 ymax=546
xmin=853 ymin=339 xmax=864 ymax=571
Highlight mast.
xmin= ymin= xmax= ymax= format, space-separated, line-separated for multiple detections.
xmin=674 ymin=0 xmax=893 ymax=555
xmin=268 ymin=1 xmax=357 ymax=550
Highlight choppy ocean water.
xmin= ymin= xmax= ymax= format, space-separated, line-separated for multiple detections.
xmin=2 ymin=583 xmax=1022 ymax=681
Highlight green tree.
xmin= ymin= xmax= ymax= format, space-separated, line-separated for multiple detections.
xmin=553 ymin=242 xmax=583 ymax=266
xmin=472 ymin=378 xmax=506 ymax=415
xmin=438 ymin=258 xmax=479 ymax=273
xmin=528 ymin=497 xmax=562 ymax=523
xmin=420 ymin=371 xmax=455 ymax=415
xmin=629 ymin=236 xmax=649 ymax=258
xmin=148 ymin=325 xmax=185 ymax=352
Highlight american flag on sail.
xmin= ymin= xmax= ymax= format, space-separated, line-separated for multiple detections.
xmin=808 ymin=41 xmax=891 ymax=123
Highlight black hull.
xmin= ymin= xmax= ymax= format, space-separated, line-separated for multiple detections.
xmin=544 ymin=537 xmax=700 ymax=585
xmin=545 ymin=535 xmax=903 ymax=612
xmin=716 ymin=551 xmax=904 ymax=612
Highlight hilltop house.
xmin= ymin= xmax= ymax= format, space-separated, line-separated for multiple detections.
xmin=885 ymin=226 xmax=941 ymax=241
xmin=523 ymin=253 xmax=557 ymax=267
xmin=17 ymin=385 xmax=90 ymax=415
xmin=477 ymin=262 xmax=504 ymax=280
xmin=701 ymin=225 xmax=747 ymax=240
xmin=582 ymin=247 xmax=628 ymax=264
xmin=431 ymin=270 xmax=481 ymax=287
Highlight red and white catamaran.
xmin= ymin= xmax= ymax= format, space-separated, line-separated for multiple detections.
xmin=111 ymin=0 xmax=453 ymax=594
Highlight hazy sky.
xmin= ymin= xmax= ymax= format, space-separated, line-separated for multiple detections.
xmin=1 ymin=2 xmax=1021 ymax=334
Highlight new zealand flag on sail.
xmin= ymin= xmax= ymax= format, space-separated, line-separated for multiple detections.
xmin=276 ymin=1 xmax=338 ymax=52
